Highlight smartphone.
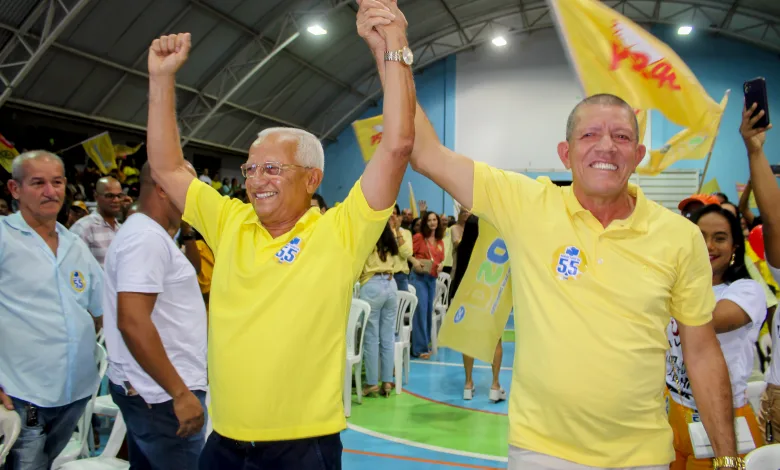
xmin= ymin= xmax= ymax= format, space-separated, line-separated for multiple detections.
xmin=744 ymin=77 xmax=770 ymax=129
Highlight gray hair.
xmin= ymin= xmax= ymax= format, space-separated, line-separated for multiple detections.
xmin=11 ymin=150 xmax=65 ymax=181
xmin=565 ymin=94 xmax=639 ymax=142
xmin=252 ymin=127 xmax=324 ymax=171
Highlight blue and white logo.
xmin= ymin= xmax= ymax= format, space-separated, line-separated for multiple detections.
xmin=552 ymin=245 xmax=588 ymax=281
xmin=453 ymin=306 xmax=466 ymax=324
xmin=275 ymin=237 xmax=302 ymax=264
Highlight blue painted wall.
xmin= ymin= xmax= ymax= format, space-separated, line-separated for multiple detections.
xmin=650 ymin=25 xmax=780 ymax=201
xmin=321 ymin=56 xmax=456 ymax=215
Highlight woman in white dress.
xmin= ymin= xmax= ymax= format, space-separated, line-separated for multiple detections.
xmin=666 ymin=204 xmax=767 ymax=469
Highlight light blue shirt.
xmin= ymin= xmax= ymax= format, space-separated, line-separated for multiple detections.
xmin=0 ymin=212 xmax=103 ymax=407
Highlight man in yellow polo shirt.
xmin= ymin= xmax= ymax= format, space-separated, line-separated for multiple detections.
xmin=143 ymin=10 xmax=416 ymax=469
xmin=359 ymin=4 xmax=739 ymax=469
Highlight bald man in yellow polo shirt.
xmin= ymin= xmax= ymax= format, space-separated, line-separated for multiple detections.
xmin=359 ymin=6 xmax=739 ymax=470
xmin=143 ymin=13 xmax=416 ymax=470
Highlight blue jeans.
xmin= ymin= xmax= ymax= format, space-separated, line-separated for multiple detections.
xmin=6 ymin=395 xmax=89 ymax=470
xmin=198 ymin=432 xmax=342 ymax=470
xmin=394 ymin=272 xmax=409 ymax=292
xmin=109 ymin=381 xmax=207 ymax=470
xmin=410 ymin=271 xmax=436 ymax=356
xmin=359 ymin=276 xmax=398 ymax=385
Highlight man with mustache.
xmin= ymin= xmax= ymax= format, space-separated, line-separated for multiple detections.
xmin=70 ymin=176 xmax=123 ymax=268
xmin=0 ymin=151 xmax=104 ymax=470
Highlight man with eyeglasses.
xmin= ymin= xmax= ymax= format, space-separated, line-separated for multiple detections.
xmin=143 ymin=8 xmax=415 ymax=467
xmin=70 ymin=176 xmax=124 ymax=267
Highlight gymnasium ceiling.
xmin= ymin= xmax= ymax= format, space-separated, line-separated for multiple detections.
xmin=0 ymin=0 xmax=778 ymax=155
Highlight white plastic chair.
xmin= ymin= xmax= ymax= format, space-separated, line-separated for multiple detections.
xmin=394 ymin=291 xmax=418 ymax=394
xmin=407 ymin=284 xmax=416 ymax=297
xmin=0 ymin=407 xmax=22 ymax=465
xmin=745 ymin=381 xmax=767 ymax=414
xmin=344 ymin=299 xmax=371 ymax=418
xmin=430 ymin=279 xmax=449 ymax=355
xmin=437 ymin=272 xmax=451 ymax=293
xmin=745 ymin=443 xmax=780 ymax=469
xmin=52 ymin=343 xmax=108 ymax=469
xmin=95 ymin=328 xmax=105 ymax=347
xmin=353 ymin=282 xmax=360 ymax=298
xmin=58 ymin=412 xmax=129 ymax=470
xmin=93 ymin=395 xmax=119 ymax=418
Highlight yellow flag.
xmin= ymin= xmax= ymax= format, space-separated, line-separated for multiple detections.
xmin=408 ymin=182 xmax=418 ymax=218
xmin=83 ymin=132 xmax=117 ymax=175
xmin=699 ymin=178 xmax=721 ymax=196
xmin=548 ymin=0 xmax=726 ymax=175
xmin=736 ymin=183 xmax=758 ymax=209
xmin=352 ymin=115 xmax=383 ymax=163
xmin=637 ymin=93 xmax=729 ymax=175
xmin=438 ymin=219 xmax=513 ymax=363
xmin=0 ymin=132 xmax=19 ymax=174
xmin=113 ymin=143 xmax=143 ymax=158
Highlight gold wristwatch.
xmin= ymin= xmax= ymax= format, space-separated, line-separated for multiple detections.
xmin=384 ymin=46 xmax=414 ymax=66
xmin=712 ymin=456 xmax=745 ymax=470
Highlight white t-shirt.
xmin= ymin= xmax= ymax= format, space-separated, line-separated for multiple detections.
xmin=666 ymin=279 xmax=766 ymax=409
xmin=767 ymin=262 xmax=780 ymax=385
xmin=198 ymin=175 xmax=212 ymax=185
xmin=103 ymin=213 xmax=208 ymax=404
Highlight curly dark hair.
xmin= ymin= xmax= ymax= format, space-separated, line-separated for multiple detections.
xmin=420 ymin=211 xmax=445 ymax=240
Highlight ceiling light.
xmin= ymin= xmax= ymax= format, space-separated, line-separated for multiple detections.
xmin=307 ymin=25 xmax=327 ymax=36
xmin=492 ymin=36 xmax=507 ymax=47
xmin=677 ymin=25 xmax=693 ymax=35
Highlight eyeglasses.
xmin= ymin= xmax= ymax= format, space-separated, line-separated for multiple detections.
xmin=240 ymin=162 xmax=309 ymax=179
xmin=99 ymin=193 xmax=123 ymax=200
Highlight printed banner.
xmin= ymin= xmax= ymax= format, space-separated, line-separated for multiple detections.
xmin=438 ymin=218 xmax=513 ymax=363
xmin=547 ymin=0 xmax=726 ymax=176
xmin=83 ymin=132 xmax=117 ymax=174
xmin=352 ymin=115 xmax=383 ymax=163
xmin=0 ymin=132 xmax=19 ymax=174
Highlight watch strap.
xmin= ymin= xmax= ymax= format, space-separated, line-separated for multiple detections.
xmin=384 ymin=50 xmax=403 ymax=62
xmin=712 ymin=456 xmax=745 ymax=470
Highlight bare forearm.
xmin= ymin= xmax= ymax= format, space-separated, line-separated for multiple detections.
xmin=147 ymin=76 xmax=185 ymax=175
xmin=119 ymin=313 xmax=188 ymax=399
xmin=686 ymin=343 xmax=736 ymax=457
xmin=749 ymin=150 xmax=780 ymax=265
xmin=382 ymin=33 xmax=415 ymax=156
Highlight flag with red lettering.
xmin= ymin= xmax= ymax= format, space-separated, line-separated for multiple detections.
xmin=548 ymin=0 xmax=726 ymax=175
xmin=352 ymin=115 xmax=383 ymax=163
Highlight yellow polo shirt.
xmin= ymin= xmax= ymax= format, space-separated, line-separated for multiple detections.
xmin=183 ymin=178 xmax=391 ymax=441
xmin=471 ymin=162 xmax=714 ymax=467
xmin=393 ymin=227 xmax=413 ymax=275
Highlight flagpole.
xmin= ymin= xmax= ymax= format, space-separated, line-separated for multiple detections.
xmin=697 ymin=90 xmax=730 ymax=193
xmin=54 ymin=131 xmax=109 ymax=155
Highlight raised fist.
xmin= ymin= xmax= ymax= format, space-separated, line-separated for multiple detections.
xmin=148 ymin=33 xmax=191 ymax=77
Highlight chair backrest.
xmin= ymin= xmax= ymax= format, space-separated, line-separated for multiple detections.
xmin=0 ymin=407 xmax=22 ymax=464
xmin=353 ymin=282 xmax=360 ymax=299
xmin=77 ymin=343 xmax=109 ymax=456
xmin=100 ymin=411 xmax=127 ymax=458
xmin=407 ymin=284 xmax=416 ymax=296
xmin=346 ymin=299 xmax=371 ymax=357
xmin=395 ymin=291 xmax=418 ymax=337
xmin=96 ymin=328 xmax=105 ymax=347
xmin=437 ymin=272 xmax=451 ymax=291
xmin=745 ymin=443 xmax=780 ymax=469
xmin=745 ymin=381 xmax=766 ymax=414
xmin=434 ymin=279 xmax=449 ymax=310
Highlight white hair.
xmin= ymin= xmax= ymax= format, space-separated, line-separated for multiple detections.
xmin=11 ymin=150 xmax=64 ymax=181
xmin=252 ymin=127 xmax=324 ymax=171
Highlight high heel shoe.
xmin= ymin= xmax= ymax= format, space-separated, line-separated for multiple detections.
xmin=489 ymin=388 xmax=506 ymax=403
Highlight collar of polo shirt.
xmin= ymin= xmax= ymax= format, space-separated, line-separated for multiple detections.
xmin=560 ymin=181 xmax=649 ymax=234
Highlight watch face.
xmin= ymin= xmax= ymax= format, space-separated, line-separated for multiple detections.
xmin=402 ymin=47 xmax=414 ymax=66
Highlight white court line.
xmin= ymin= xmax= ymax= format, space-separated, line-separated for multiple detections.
xmin=347 ymin=423 xmax=509 ymax=463
xmin=411 ymin=360 xmax=513 ymax=371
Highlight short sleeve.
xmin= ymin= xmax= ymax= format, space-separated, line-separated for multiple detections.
xmin=86 ymin=250 xmax=104 ymax=318
xmin=115 ymin=230 xmax=170 ymax=294
xmin=722 ymin=279 xmax=768 ymax=328
xmin=327 ymin=178 xmax=393 ymax=277
xmin=182 ymin=179 xmax=243 ymax=253
xmin=471 ymin=162 xmax=539 ymax=236
xmin=670 ymin=228 xmax=716 ymax=326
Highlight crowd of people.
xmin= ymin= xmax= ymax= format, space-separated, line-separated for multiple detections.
xmin=1 ymin=0 xmax=780 ymax=469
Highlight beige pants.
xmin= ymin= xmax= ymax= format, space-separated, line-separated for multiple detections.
xmin=759 ymin=383 xmax=780 ymax=444
xmin=508 ymin=447 xmax=668 ymax=470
